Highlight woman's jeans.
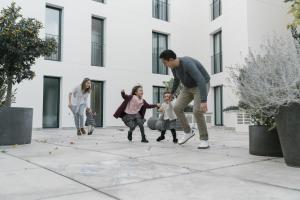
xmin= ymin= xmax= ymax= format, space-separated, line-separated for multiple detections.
xmin=71 ymin=104 xmax=86 ymax=129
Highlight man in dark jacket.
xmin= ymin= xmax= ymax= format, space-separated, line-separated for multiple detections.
xmin=160 ymin=50 xmax=211 ymax=149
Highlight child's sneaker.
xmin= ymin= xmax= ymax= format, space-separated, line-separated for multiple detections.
xmin=141 ymin=137 xmax=149 ymax=143
xmin=156 ymin=135 xmax=165 ymax=142
xmin=80 ymin=128 xmax=87 ymax=135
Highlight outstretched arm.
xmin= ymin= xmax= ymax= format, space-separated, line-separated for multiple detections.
xmin=144 ymin=100 xmax=159 ymax=109
xmin=121 ymin=90 xmax=129 ymax=99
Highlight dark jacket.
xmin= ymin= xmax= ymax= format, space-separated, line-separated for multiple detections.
xmin=113 ymin=91 xmax=158 ymax=119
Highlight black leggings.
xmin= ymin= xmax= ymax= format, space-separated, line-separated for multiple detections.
xmin=129 ymin=123 xmax=146 ymax=138
xmin=161 ymin=129 xmax=177 ymax=139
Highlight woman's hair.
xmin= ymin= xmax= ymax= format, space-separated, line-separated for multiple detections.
xmin=131 ymin=85 xmax=143 ymax=95
xmin=81 ymin=78 xmax=92 ymax=93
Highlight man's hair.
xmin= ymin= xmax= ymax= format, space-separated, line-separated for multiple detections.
xmin=159 ymin=50 xmax=177 ymax=60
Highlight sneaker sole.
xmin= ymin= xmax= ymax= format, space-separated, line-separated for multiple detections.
xmin=178 ymin=133 xmax=195 ymax=145
xmin=197 ymin=146 xmax=210 ymax=149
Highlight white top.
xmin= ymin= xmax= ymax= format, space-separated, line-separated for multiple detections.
xmin=160 ymin=102 xmax=177 ymax=120
xmin=71 ymin=85 xmax=91 ymax=107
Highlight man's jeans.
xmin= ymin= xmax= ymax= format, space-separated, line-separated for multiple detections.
xmin=174 ymin=84 xmax=210 ymax=140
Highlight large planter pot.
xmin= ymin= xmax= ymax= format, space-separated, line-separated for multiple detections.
xmin=249 ymin=125 xmax=283 ymax=157
xmin=275 ymin=103 xmax=300 ymax=167
xmin=0 ymin=107 xmax=33 ymax=146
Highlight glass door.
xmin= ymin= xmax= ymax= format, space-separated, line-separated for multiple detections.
xmin=91 ymin=81 xmax=104 ymax=127
xmin=43 ymin=77 xmax=60 ymax=128
xmin=214 ymin=86 xmax=223 ymax=126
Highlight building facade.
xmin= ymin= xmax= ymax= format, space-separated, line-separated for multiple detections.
xmin=0 ymin=0 xmax=292 ymax=131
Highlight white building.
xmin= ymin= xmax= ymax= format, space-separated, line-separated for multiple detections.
xmin=0 ymin=0 xmax=292 ymax=131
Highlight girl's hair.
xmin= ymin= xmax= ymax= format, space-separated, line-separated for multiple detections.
xmin=131 ymin=85 xmax=143 ymax=95
xmin=163 ymin=91 xmax=171 ymax=96
xmin=81 ymin=78 xmax=92 ymax=93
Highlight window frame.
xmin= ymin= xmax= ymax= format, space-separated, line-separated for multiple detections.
xmin=152 ymin=32 xmax=168 ymax=75
xmin=91 ymin=16 xmax=105 ymax=67
xmin=152 ymin=0 xmax=169 ymax=21
xmin=212 ymin=31 xmax=222 ymax=74
xmin=45 ymin=5 xmax=62 ymax=61
xmin=153 ymin=86 xmax=166 ymax=117
xmin=211 ymin=0 xmax=222 ymax=20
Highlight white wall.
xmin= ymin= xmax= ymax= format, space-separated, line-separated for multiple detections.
xmin=0 ymin=0 xmax=292 ymax=130
xmin=0 ymin=0 xmax=211 ymax=128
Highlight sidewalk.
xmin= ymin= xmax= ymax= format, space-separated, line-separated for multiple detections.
xmin=0 ymin=127 xmax=299 ymax=200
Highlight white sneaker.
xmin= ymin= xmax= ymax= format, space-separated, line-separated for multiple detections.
xmin=197 ymin=140 xmax=210 ymax=149
xmin=178 ymin=130 xmax=195 ymax=145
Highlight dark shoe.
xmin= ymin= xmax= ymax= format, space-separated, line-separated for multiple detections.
xmin=141 ymin=138 xmax=149 ymax=143
xmin=156 ymin=135 xmax=165 ymax=142
xmin=128 ymin=131 xmax=132 ymax=141
xmin=173 ymin=138 xmax=178 ymax=143
xmin=80 ymin=128 xmax=86 ymax=135
xmin=88 ymin=131 xmax=92 ymax=135
xmin=77 ymin=129 xmax=82 ymax=136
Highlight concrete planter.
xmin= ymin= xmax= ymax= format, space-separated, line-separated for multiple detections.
xmin=0 ymin=107 xmax=33 ymax=146
xmin=249 ymin=125 xmax=283 ymax=157
xmin=275 ymin=103 xmax=300 ymax=167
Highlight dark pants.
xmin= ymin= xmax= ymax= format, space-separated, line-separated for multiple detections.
xmin=160 ymin=129 xmax=177 ymax=140
xmin=122 ymin=114 xmax=146 ymax=139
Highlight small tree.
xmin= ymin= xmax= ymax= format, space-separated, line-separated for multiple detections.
xmin=163 ymin=78 xmax=183 ymax=97
xmin=0 ymin=2 xmax=56 ymax=107
xmin=285 ymin=0 xmax=300 ymax=42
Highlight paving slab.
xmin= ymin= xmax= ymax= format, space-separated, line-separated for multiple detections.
xmin=0 ymin=168 xmax=90 ymax=200
xmin=141 ymin=150 xmax=256 ymax=171
xmin=43 ymin=158 xmax=193 ymax=189
xmin=211 ymin=160 xmax=300 ymax=191
xmin=102 ymin=172 xmax=300 ymax=200
xmin=0 ymin=153 xmax=37 ymax=172
xmin=0 ymin=127 xmax=298 ymax=200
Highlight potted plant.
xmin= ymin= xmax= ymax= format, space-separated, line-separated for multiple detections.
xmin=0 ymin=3 xmax=56 ymax=145
xmin=231 ymin=36 xmax=300 ymax=166
xmin=225 ymin=103 xmax=282 ymax=157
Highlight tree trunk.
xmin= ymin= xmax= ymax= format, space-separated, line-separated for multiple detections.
xmin=4 ymin=75 xmax=13 ymax=107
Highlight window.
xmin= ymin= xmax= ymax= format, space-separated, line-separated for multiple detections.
xmin=91 ymin=17 xmax=104 ymax=66
xmin=212 ymin=31 xmax=222 ymax=74
xmin=211 ymin=0 xmax=221 ymax=20
xmin=90 ymin=81 xmax=104 ymax=127
xmin=214 ymin=86 xmax=223 ymax=126
xmin=45 ymin=6 xmax=62 ymax=61
xmin=153 ymin=86 xmax=165 ymax=117
xmin=152 ymin=32 xmax=168 ymax=75
xmin=153 ymin=0 xmax=169 ymax=21
xmin=43 ymin=77 xmax=60 ymax=128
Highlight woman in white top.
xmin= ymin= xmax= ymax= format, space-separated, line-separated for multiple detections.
xmin=68 ymin=78 xmax=92 ymax=135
